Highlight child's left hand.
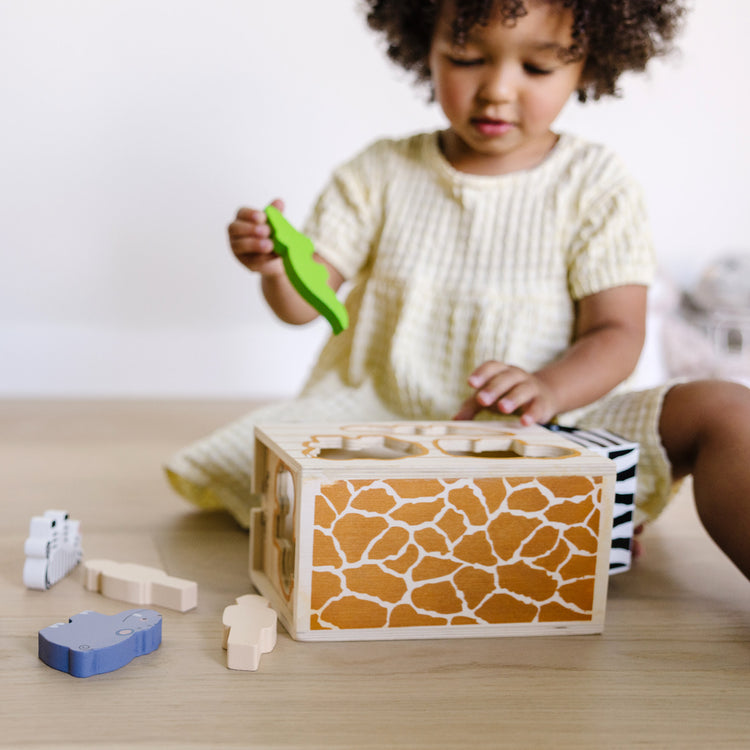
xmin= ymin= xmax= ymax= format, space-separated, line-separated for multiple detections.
xmin=452 ymin=361 xmax=558 ymax=425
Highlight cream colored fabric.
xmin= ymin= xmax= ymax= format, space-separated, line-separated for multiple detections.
xmin=301 ymin=131 xmax=655 ymax=419
xmin=575 ymin=380 xmax=684 ymax=525
xmin=165 ymin=131 xmax=669 ymax=528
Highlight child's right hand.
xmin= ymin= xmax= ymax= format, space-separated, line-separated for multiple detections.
xmin=227 ymin=198 xmax=286 ymax=276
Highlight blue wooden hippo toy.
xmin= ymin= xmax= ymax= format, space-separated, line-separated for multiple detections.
xmin=39 ymin=609 xmax=162 ymax=678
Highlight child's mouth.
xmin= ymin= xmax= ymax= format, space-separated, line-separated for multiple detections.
xmin=472 ymin=118 xmax=515 ymax=136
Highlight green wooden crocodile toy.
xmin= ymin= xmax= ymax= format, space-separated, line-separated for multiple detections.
xmin=264 ymin=205 xmax=349 ymax=335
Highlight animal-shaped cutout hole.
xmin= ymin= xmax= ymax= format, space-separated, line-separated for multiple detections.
xmin=343 ymin=423 xmax=501 ymax=437
xmin=274 ymin=466 xmax=295 ymax=594
xmin=436 ymin=437 xmax=577 ymax=459
xmin=303 ymin=434 xmax=428 ymax=460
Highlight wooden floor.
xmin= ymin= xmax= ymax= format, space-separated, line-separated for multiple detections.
xmin=2 ymin=400 xmax=750 ymax=749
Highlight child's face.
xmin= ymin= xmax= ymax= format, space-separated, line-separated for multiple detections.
xmin=428 ymin=0 xmax=586 ymax=174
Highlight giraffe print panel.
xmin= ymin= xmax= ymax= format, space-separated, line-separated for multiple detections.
xmin=310 ymin=475 xmax=605 ymax=631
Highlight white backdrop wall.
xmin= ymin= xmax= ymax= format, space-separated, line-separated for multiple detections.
xmin=2 ymin=1 xmax=748 ymax=397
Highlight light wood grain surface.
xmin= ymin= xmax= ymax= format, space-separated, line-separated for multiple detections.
xmin=2 ymin=400 xmax=749 ymax=749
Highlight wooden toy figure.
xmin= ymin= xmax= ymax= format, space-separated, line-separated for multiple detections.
xmin=249 ymin=421 xmax=617 ymax=642
xmin=222 ymin=594 xmax=277 ymax=671
xmin=83 ymin=559 xmax=198 ymax=612
xmin=264 ymin=205 xmax=348 ymax=335
xmin=23 ymin=510 xmax=82 ymax=590
xmin=38 ymin=609 xmax=162 ymax=678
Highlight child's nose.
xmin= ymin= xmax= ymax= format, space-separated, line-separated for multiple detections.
xmin=479 ymin=64 xmax=516 ymax=103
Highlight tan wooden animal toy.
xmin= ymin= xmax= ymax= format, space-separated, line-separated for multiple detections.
xmin=83 ymin=559 xmax=198 ymax=612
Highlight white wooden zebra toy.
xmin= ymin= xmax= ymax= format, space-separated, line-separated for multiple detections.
xmin=23 ymin=510 xmax=83 ymax=590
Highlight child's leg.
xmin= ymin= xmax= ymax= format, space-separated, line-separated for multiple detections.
xmin=659 ymin=379 xmax=750 ymax=580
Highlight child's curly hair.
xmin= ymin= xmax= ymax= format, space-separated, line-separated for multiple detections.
xmin=364 ymin=0 xmax=686 ymax=102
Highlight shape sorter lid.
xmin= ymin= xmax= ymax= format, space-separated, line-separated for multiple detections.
xmin=254 ymin=421 xmax=615 ymax=479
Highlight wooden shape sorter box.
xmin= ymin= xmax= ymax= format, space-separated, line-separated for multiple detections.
xmin=249 ymin=422 xmax=617 ymax=642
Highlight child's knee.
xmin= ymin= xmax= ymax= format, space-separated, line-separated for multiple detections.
xmin=659 ymin=379 xmax=750 ymax=475
xmin=705 ymin=380 xmax=750 ymax=434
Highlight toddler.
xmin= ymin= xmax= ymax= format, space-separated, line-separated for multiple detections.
xmin=166 ymin=0 xmax=750 ymax=580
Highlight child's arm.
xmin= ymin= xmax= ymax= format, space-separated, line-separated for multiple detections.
xmin=227 ymin=200 xmax=345 ymax=326
xmin=453 ymin=284 xmax=648 ymax=424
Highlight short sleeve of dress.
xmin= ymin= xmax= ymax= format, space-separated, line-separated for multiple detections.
xmin=566 ymin=155 xmax=656 ymax=301
xmin=302 ymin=140 xmax=389 ymax=281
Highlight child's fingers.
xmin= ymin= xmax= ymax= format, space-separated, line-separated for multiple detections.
xmin=225 ymin=199 xmax=288 ymax=278
xmin=234 ymin=199 xmax=285 ymax=225
xmin=234 ymin=207 xmax=267 ymax=224
xmin=452 ymin=395 xmax=482 ymax=421
xmin=466 ymin=360 xmax=508 ymax=390
xmin=491 ymin=378 xmax=540 ymax=413
xmin=517 ymin=399 xmax=544 ymax=426
xmin=458 ymin=361 xmax=556 ymax=425
xmin=230 ymin=199 xmax=286 ymax=242
xmin=459 ymin=361 xmax=527 ymax=418
xmin=228 ymin=220 xmax=272 ymax=243
xmin=230 ymin=236 xmax=275 ymax=256
xmin=517 ymin=388 xmax=559 ymax=426
xmin=474 ymin=367 xmax=529 ymax=410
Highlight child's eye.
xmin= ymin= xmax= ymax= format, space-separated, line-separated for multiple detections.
xmin=524 ymin=63 xmax=554 ymax=76
xmin=449 ymin=56 xmax=484 ymax=67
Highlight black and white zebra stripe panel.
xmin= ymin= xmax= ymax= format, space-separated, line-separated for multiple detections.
xmin=544 ymin=424 xmax=639 ymax=575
